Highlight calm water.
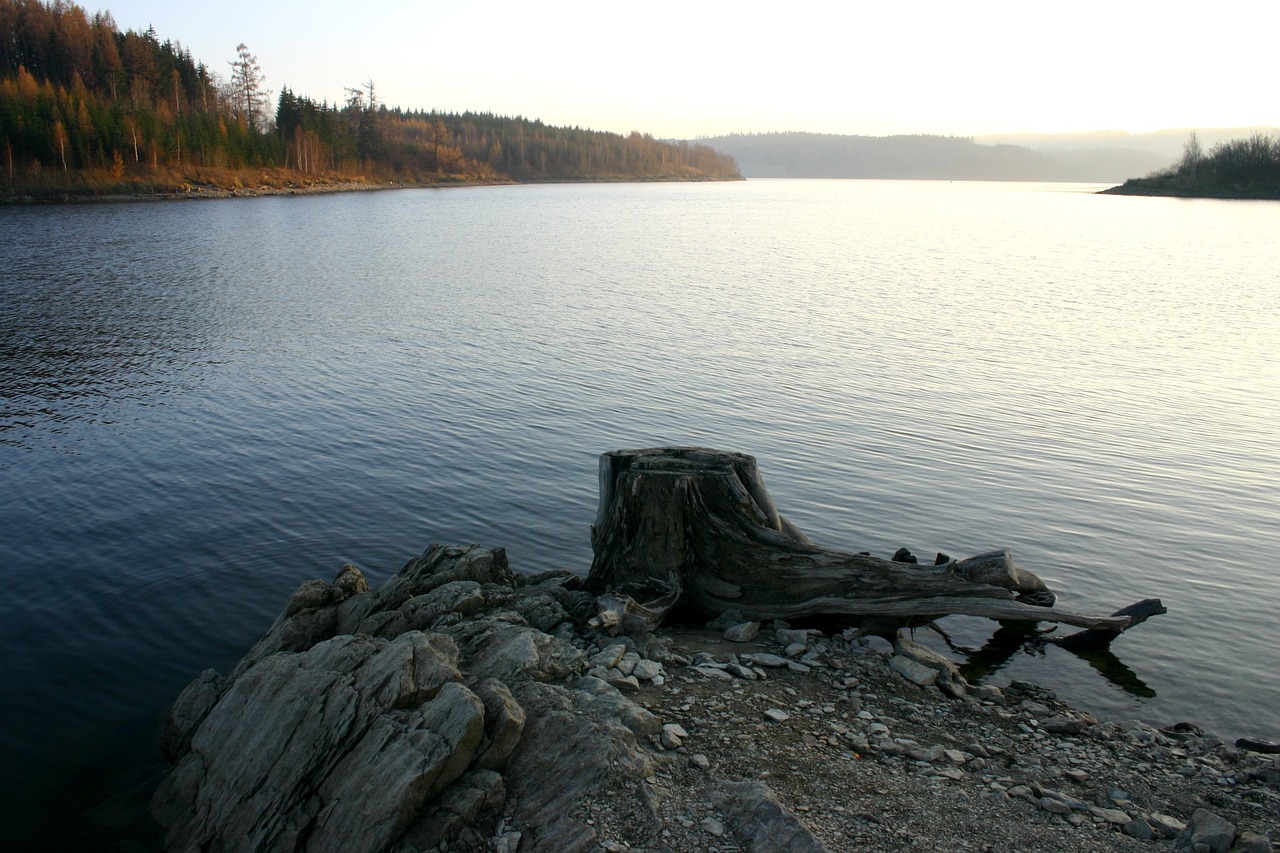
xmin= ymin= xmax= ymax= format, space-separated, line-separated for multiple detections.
xmin=2 ymin=180 xmax=1278 ymax=841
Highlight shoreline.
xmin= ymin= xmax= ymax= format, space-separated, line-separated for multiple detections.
xmin=2 ymin=172 xmax=744 ymax=207
xmin=134 ymin=545 xmax=1278 ymax=853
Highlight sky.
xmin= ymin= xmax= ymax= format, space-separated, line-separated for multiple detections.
xmin=94 ymin=0 xmax=1280 ymax=140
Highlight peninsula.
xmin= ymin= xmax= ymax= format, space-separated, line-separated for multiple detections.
xmin=1103 ymin=132 xmax=1280 ymax=200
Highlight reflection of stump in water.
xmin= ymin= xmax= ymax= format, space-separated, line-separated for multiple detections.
xmin=953 ymin=620 xmax=1159 ymax=699
xmin=585 ymin=447 xmax=1164 ymax=645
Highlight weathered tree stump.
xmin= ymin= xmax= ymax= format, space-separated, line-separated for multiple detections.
xmin=585 ymin=447 xmax=1158 ymax=639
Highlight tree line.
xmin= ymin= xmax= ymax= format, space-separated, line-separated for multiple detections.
xmin=1104 ymin=131 xmax=1280 ymax=199
xmin=1 ymin=0 xmax=739 ymax=193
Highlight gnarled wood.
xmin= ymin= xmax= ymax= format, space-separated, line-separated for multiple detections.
xmin=585 ymin=447 xmax=1159 ymax=639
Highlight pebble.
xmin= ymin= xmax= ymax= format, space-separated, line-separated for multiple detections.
xmin=724 ymin=622 xmax=760 ymax=642
xmin=633 ymin=659 xmax=663 ymax=681
xmin=700 ymin=817 xmax=725 ymax=837
xmin=764 ymin=708 xmax=791 ymax=722
xmin=741 ymin=653 xmax=789 ymax=668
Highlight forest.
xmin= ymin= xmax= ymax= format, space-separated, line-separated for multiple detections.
xmin=0 ymin=0 xmax=741 ymax=198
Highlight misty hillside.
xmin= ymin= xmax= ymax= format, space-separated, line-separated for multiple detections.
xmin=976 ymin=127 xmax=1280 ymax=161
xmin=701 ymin=132 xmax=1171 ymax=182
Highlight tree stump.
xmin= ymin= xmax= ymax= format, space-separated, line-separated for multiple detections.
xmin=585 ymin=447 xmax=1154 ymax=638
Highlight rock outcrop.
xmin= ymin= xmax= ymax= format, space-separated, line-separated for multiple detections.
xmin=152 ymin=543 xmax=1278 ymax=853
xmin=151 ymin=545 xmax=830 ymax=852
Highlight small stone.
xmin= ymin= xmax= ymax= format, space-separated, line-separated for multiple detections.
xmin=1020 ymin=700 xmax=1051 ymax=716
xmin=1147 ymin=813 xmax=1186 ymax=839
xmin=764 ymin=708 xmax=791 ymax=722
xmin=633 ymin=659 xmax=663 ymax=681
xmin=1063 ymin=769 xmax=1089 ymax=783
xmin=1123 ymin=819 xmax=1155 ymax=841
xmin=934 ymin=767 xmax=964 ymax=780
xmin=1041 ymin=715 xmax=1085 ymax=734
xmin=775 ymin=628 xmax=813 ymax=646
xmin=724 ymin=662 xmax=758 ymax=680
xmin=1230 ymin=831 xmax=1274 ymax=853
xmin=660 ymin=729 xmax=683 ymax=749
xmin=1173 ymin=808 xmax=1236 ymax=853
xmin=888 ymin=655 xmax=938 ymax=687
xmin=1006 ymin=785 xmax=1036 ymax=803
xmin=689 ymin=753 xmax=711 ymax=771
xmin=968 ymin=684 xmax=1005 ymax=704
xmin=700 ymin=816 xmax=725 ymax=837
xmin=692 ymin=665 xmax=734 ymax=681
xmin=784 ymin=642 xmax=807 ymax=658
xmin=607 ymin=675 xmax=641 ymax=693
xmin=1090 ymin=806 xmax=1132 ymax=825
xmin=785 ymin=661 xmax=812 ymax=674
xmin=741 ymin=653 xmax=789 ymax=668
xmin=1040 ymin=798 xmax=1072 ymax=815
xmin=589 ymin=644 xmax=627 ymax=669
xmin=868 ymin=723 xmax=890 ymax=736
xmin=724 ymin=622 xmax=761 ymax=642
xmin=943 ymin=749 xmax=968 ymax=765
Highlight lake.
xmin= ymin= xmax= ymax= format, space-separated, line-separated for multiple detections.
xmin=1 ymin=179 xmax=1277 ymax=845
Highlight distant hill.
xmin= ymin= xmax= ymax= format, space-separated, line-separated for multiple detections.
xmin=700 ymin=132 xmax=1170 ymax=183
xmin=976 ymin=128 xmax=1280 ymax=161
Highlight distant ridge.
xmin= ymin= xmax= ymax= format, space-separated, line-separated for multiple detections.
xmin=977 ymin=127 xmax=1280 ymax=161
xmin=700 ymin=131 xmax=1170 ymax=183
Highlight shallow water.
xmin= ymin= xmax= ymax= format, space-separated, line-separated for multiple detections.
xmin=2 ymin=180 xmax=1277 ymax=840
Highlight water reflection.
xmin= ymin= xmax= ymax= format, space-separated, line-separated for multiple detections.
xmin=953 ymin=621 xmax=1156 ymax=699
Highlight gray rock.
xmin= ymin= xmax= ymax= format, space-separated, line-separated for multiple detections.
xmin=775 ymin=628 xmax=815 ymax=646
xmin=1123 ymin=819 xmax=1155 ymax=841
xmin=1020 ymin=700 xmax=1052 ymax=716
xmin=473 ymin=678 xmax=525 ymax=771
xmin=741 ymin=652 xmax=790 ymax=668
xmin=724 ymin=662 xmax=759 ymax=680
xmin=151 ymin=631 xmax=471 ymax=853
xmin=159 ymin=669 xmax=225 ymax=761
xmin=1040 ymin=797 xmax=1072 ymax=815
xmin=1041 ymin=715 xmax=1086 ymax=734
xmin=1230 ymin=831 xmax=1274 ymax=853
xmin=632 ymin=659 xmax=663 ymax=680
xmin=1174 ymin=808 xmax=1237 ymax=853
xmin=607 ymin=674 xmax=641 ymax=693
xmin=724 ymin=621 xmax=761 ymax=642
xmin=764 ymin=708 xmax=791 ymax=722
xmin=892 ymin=635 xmax=968 ymax=697
xmin=1147 ymin=813 xmax=1187 ymax=839
xmin=710 ymin=780 xmax=831 ymax=853
xmin=701 ymin=816 xmax=725 ymax=837
xmin=589 ymin=643 xmax=628 ymax=669
xmin=888 ymin=654 xmax=939 ymax=687
xmin=1090 ymin=806 xmax=1132 ymax=824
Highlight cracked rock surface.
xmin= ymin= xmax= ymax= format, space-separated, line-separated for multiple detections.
xmin=152 ymin=544 xmax=1278 ymax=852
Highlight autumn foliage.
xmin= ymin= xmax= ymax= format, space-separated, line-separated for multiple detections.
xmin=0 ymin=0 xmax=740 ymax=197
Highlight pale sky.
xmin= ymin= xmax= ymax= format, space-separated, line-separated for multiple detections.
xmin=96 ymin=0 xmax=1280 ymax=139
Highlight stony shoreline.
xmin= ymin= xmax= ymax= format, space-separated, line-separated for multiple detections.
xmin=148 ymin=544 xmax=1278 ymax=852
